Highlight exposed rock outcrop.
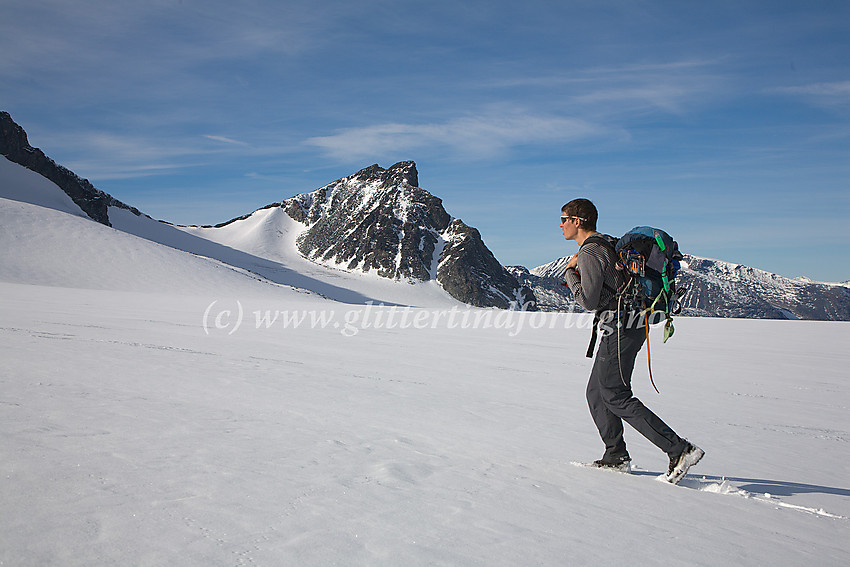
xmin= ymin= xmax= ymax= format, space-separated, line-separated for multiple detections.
xmin=1 ymin=111 xmax=142 ymax=225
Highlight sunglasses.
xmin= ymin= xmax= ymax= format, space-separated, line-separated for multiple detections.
xmin=560 ymin=215 xmax=587 ymax=224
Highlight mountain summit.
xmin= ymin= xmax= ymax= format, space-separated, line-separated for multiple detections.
xmin=278 ymin=161 xmax=536 ymax=309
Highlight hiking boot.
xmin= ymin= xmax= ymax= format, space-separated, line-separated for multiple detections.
xmin=590 ymin=455 xmax=632 ymax=473
xmin=665 ymin=442 xmax=704 ymax=484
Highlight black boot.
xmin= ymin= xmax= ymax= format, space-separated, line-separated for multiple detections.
xmin=590 ymin=454 xmax=631 ymax=473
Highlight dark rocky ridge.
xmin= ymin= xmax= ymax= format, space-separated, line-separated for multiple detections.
xmin=437 ymin=220 xmax=536 ymax=309
xmin=1 ymin=111 xmax=142 ymax=225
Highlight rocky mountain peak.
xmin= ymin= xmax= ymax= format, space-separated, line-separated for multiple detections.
xmin=279 ymin=161 xmax=535 ymax=309
xmin=351 ymin=161 xmax=419 ymax=189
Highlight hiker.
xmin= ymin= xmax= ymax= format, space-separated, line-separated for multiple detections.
xmin=560 ymin=198 xmax=703 ymax=483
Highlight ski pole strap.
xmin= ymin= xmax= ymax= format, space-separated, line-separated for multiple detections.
xmin=586 ymin=311 xmax=602 ymax=358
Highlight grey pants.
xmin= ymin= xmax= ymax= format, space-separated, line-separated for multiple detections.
xmin=587 ymin=322 xmax=687 ymax=459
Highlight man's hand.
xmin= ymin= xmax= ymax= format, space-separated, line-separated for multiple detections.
xmin=566 ymin=253 xmax=578 ymax=270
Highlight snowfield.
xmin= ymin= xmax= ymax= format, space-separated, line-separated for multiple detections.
xmin=3 ymin=283 xmax=849 ymax=566
xmin=2 ymin=157 xmax=849 ymax=565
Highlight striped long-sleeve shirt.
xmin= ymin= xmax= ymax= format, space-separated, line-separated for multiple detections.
xmin=564 ymin=237 xmax=623 ymax=312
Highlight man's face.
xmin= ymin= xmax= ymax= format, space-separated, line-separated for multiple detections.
xmin=560 ymin=213 xmax=580 ymax=241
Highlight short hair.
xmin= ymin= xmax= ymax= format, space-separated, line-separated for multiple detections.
xmin=562 ymin=198 xmax=598 ymax=231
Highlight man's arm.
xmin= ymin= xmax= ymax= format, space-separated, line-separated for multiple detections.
xmin=564 ymin=243 xmax=608 ymax=311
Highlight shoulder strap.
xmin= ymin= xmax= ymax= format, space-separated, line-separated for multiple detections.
xmin=580 ymin=234 xmax=619 ymax=358
xmin=582 ymin=234 xmax=617 ymax=252
xmin=579 ymin=234 xmax=619 ymax=297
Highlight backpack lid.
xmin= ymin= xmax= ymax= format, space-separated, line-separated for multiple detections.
xmin=616 ymin=226 xmax=672 ymax=251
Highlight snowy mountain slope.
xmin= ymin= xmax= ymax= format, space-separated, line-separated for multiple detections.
xmin=678 ymin=255 xmax=850 ymax=320
xmin=0 ymin=154 xmax=460 ymax=306
xmin=2 ymin=282 xmax=849 ymax=566
xmin=526 ymin=253 xmax=850 ymax=321
xmin=0 ymin=155 xmax=88 ymax=218
xmin=0 ymin=196 xmax=300 ymax=297
xmin=173 ymin=199 xmax=464 ymax=308
xmin=107 ymin=205 xmax=414 ymax=306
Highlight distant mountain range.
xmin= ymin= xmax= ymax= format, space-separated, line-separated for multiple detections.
xmin=516 ymin=254 xmax=850 ymax=320
xmin=2 ymin=110 xmax=848 ymax=320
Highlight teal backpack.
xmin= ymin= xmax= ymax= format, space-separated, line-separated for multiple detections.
xmin=613 ymin=226 xmax=684 ymax=334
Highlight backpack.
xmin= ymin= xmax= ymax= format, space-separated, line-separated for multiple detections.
xmin=583 ymin=227 xmax=685 ymax=392
xmin=613 ymin=226 xmax=684 ymax=322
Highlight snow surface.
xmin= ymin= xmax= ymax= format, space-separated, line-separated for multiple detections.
xmin=0 ymin=156 xmax=88 ymax=218
xmin=2 ymin=158 xmax=850 ymax=565
xmin=172 ymin=206 xmax=460 ymax=308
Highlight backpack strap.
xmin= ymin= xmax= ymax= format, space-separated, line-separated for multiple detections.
xmin=582 ymin=234 xmax=615 ymax=249
xmin=580 ymin=234 xmax=618 ymax=358
xmin=580 ymin=234 xmax=619 ymax=298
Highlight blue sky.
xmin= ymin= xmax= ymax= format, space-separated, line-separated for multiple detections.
xmin=2 ymin=0 xmax=849 ymax=281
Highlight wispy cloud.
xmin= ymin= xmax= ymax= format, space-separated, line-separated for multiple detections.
xmin=772 ymin=80 xmax=850 ymax=104
xmin=488 ymin=58 xmax=727 ymax=87
xmin=571 ymin=85 xmax=697 ymax=114
xmin=305 ymin=110 xmax=621 ymax=162
xmin=203 ymin=135 xmax=250 ymax=147
xmin=0 ymin=0 xmax=330 ymax=109
xmin=484 ymin=58 xmax=729 ymax=117
xmin=41 ymin=131 xmax=228 ymax=180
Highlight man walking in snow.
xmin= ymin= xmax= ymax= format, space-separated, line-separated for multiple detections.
xmin=560 ymin=198 xmax=703 ymax=483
